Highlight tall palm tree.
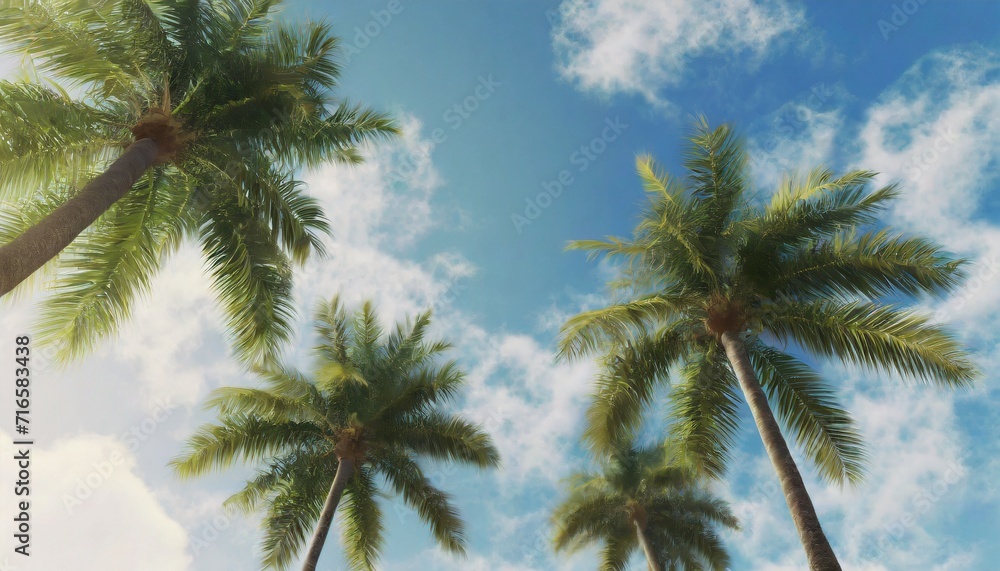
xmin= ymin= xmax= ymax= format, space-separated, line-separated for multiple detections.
xmin=552 ymin=442 xmax=738 ymax=571
xmin=171 ymin=296 xmax=501 ymax=571
xmin=557 ymin=119 xmax=978 ymax=570
xmin=0 ymin=0 xmax=396 ymax=364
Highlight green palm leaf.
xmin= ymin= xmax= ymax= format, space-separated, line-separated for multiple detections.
xmin=35 ymin=169 xmax=190 ymax=362
xmin=746 ymin=342 xmax=867 ymax=485
xmin=666 ymin=346 xmax=742 ymax=480
xmin=0 ymin=0 xmax=398 ymax=366
xmin=0 ymin=81 xmax=120 ymax=199
xmin=560 ymin=119 xmax=978 ymax=568
xmin=342 ymin=467 xmax=384 ymax=571
xmin=172 ymin=298 xmax=499 ymax=569
xmin=201 ymin=195 xmax=296 ymax=366
xmin=583 ymin=325 xmax=690 ymax=453
xmin=372 ymin=446 xmax=466 ymax=554
xmin=763 ymin=299 xmax=978 ymax=386
xmin=552 ymin=443 xmax=737 ymax=570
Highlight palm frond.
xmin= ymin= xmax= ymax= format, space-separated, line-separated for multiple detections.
xmin=315 ymin=360 xmax=370 ymax=391
xmin=170 ymin=415 xmax=323 ymax=477
xmin=683 ymin=116 xmax=749 ymax=243
xmin=0 ymin=81 xmax=121 ymax=199
xmin=552 ymin=491 xmax=626 ymax=554
xmin=35 ymin=169 xmax=190 ymax=363
xmin=275 ymin=101 xmax=399 ymax=167
xmin=763 ymin=299 xmax=980 ymax=386
xmin=760 ymin=169 xmax=895 ymax=243
xmin=259 ymin=475 xmax=326 ymax=571
xmin=373 ymin=446 xmax=467 ymax=554
xmin=342 ymin=467 xmax=385 ymax=571
xmin=313 ymin=294 xmax=352 ymax=362
xmin=583 ymin=326 xmax=690 ymax=454
xmin=767 ymin=229 xmax=967 ymax=301
xmin=370 ymin=361 xmax=464 ymax=424
xmin=666 ymin=346 xmax=742 ymax=480
xmin=633 ymin=153 xmax=719 ymax=288
xmin=0 ymin=0 xmax=139 ymax=93
xmin=557 ymin=293 xmax=695 ymax=361
xmin=234 ymin=156 xmax=330 ymax=265
xmin=747 ymin=342 xmax=867 ymax=485
xmin=390 ymin=412 xmax=501 ymax=469
xmin=204 ymin=386 xmax=329 ymax=427
xmin=597 ymin=533 xmax=634 ymax=571
xmin=650 ymin=509 xmax=733 ymax=571
xmin=225 ymin=449 xmax=332 ymax=516
xmin=201 ymin=193 xmax=296 ymax=366
xmin=353 ymin=300 xmax=384 ymax=361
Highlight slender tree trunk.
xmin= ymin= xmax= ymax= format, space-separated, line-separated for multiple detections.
xmin=301 ymin=457 xmax=355 ymax=571
xmin=719 ymin=331 xmax=842 ymax=571
xmin=0 ymin=138 xmax=159 ymax=297
xmin=633 ymin=519 xmax=663 ymax=571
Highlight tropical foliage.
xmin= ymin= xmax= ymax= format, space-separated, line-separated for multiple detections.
xmin=557 ymin=118 xmax=977 ymax=569
xmin=0 ymin=0 xmax=397 ymax=364
xmin=553 ymin=441 xmax=738 ymax=571
xmin=0 ymin=1 xmax=980 ymax=562
xmin=171 ymin=297 xmax=500 ymax=570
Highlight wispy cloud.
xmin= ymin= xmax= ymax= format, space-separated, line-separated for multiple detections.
xmin=725 ymin=378 xmax=975 ymax=569
xmin=0 ymin=431 xmax=191 ymax=570
xmin=858 ymin=45 xmax=1000 ymax=347
xmin=726 ymin=43 xmax=1000 ymax=569
xmin=459 ymin=327 xmax=595 ymax=486
xmin=291 ymin=115 xmax=470 ymax=329
xmin=551 ymin=0 xmax=806 ymax=110
xmin=747 ymin=83 xmax=849 ymax=188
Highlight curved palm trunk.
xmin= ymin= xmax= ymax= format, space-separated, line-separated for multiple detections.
xmin=0 ymin=138 xmax=159 ymax=297
xmin=719 ymin=331 xmax=842 ymax=571
xmin=301 ymin=457 xmax=355 ymax=571
xmin=633 ymin=520 xmax=663 ymax=571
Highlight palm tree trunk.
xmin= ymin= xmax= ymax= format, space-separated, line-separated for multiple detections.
xmin=0 ymin=138 xmax=159 ymax=297
xmin=301 ymin=457 xmax=355 ymax=571
xmin=633 ymin=520 xmax=663 ymax=571
xmin=719 ymin=331 xmax=842 ymax=571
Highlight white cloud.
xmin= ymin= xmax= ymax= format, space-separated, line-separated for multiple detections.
xmin=856 ymin=45 xmax=1000 ymax=363
xmin=459 ymin=326 xmax=596 ymax=487
xmin=748 ymin=84 xmax=847 ymax=188
xmin=722 ymin=44 xmax=1000 ymax=570
xmin=552 ymin=0 xmax=805 ymax=108
xmin=112 ymin=246 xmax=236 ymax=411
xmin=845 ymin=46 xmax=1000 ymax=568
xmin=726 ymin=380 xmax=975 ymax=570
xmin=292 ymin=116 xmax=473 ymax=329
xmin=0 ymin=432 xmax=190 ymax=571
xmin=305 ymin=115 xmax=443 ymax=251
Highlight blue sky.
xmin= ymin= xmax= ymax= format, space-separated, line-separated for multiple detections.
xmin=1 ymin=0 xmax=1000 ymax=569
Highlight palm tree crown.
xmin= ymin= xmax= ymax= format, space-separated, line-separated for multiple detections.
xmin=553 ymin=442 xmax=738 ymax=571
xmin=0 ymin=0 xmax=397 ymax=363
xmin=558 ymin=118 xmax=978 ymax=569
xmin=171 ymin=297 xmax=500 ymax=570
xmin=561 ymin=119 xmax=976 ymax=478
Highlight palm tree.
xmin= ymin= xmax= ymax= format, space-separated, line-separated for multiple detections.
xmin=171 ymin=296 xmax=501 ymax=570
xmin=552 ymin=441 xmax=738 ymax=571
xmin=557 ymin=119 xmax=978 ymax=570
xmin=0 ymin=0 xmax=397 ymax=364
